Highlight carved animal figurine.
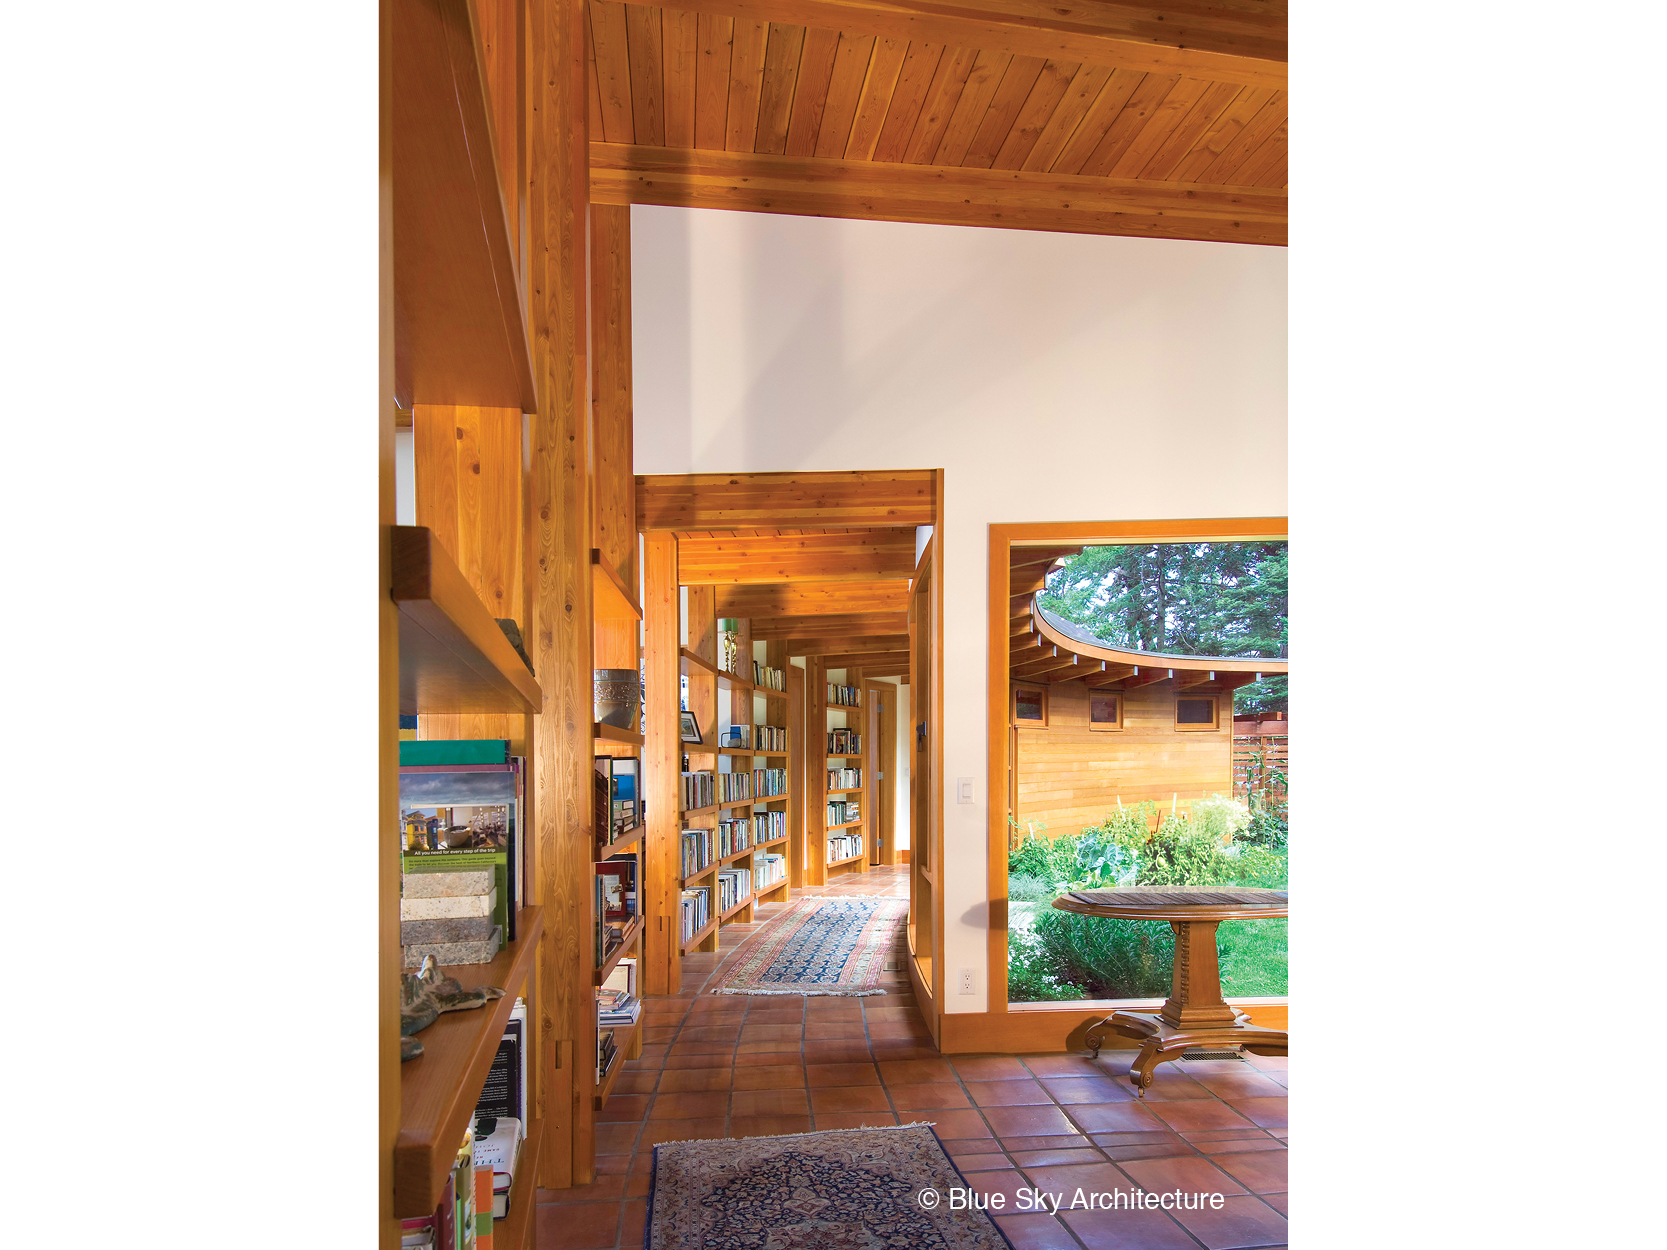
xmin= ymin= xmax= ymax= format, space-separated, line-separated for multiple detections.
xmin=399 ymin=955 xmax=505 ymax=1061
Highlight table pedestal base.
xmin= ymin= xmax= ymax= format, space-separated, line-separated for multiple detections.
xmin=1087 ymin=1010 xmax=1288 ymax=1097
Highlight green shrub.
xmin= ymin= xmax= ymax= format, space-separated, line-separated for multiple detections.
xmin=1242 ymin=807 xmax=1288 ymax=850
xmin=1006 ymin=929 xmax=1089 ymax=1001
xmin=1188 ymin=795 xmax=1250 ymax=842
xmin=1026 ymin=908 xmax=1173 ymax=999
xmin=1007 ymin=873 xmax=1056 ymax=903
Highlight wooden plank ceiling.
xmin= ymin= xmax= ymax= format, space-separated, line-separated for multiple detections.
xmin=588 ymin=0 xmax=1286 ymax=243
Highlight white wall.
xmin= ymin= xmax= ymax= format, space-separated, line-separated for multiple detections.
xmin=632 ymin=205 xmax=1287 ymax=1011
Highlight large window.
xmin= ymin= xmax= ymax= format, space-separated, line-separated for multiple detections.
xmin=1000 ymin=532 xmax=1288 ymax=1007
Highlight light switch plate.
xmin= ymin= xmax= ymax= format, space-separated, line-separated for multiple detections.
xmin=957 ymin=777 xmax=973 ymax=804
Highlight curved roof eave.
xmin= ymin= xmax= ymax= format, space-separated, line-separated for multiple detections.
xmin=1032 ymin=603 xmax=1289 ymax=675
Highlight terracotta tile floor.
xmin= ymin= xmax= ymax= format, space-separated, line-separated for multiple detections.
xmin=535 ymin=866 xmax=1287 ymax=1249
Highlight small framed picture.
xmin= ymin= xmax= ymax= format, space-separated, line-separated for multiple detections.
xmin=680 ymin=710 xmax=703 ymax=744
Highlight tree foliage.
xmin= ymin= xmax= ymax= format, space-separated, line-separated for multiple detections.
xmin=1037 ymin=542 xmax=1287 ymax=713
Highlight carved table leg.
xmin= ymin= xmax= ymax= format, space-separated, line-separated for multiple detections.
xmin=1127 ymin=1039 xmax=1163 ymax=1097
xmin=1085 ymin=1016 xmax=1115 ymax=1058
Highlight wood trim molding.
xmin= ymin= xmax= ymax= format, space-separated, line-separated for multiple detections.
xmin=592 ymin=144 xmax=1286 ymax=246
xmin=986 ymin=517 xmax=1288 ymax=1016
xmin=646 ymin=0 xmax=1288 ymax=90
xmin=940 ymin=999 xmax=1288 ymax=1054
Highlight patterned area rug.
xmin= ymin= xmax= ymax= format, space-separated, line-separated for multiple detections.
xmin=647 ymin=1125 xmax=1011 ymax=1250
xmin=712 ymin=896 xmax=907 ymax=997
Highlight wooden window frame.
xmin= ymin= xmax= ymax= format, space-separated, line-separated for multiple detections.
xmin=1011 ymin=682 xmax=1048 ymax=728
xmin=1174 ymin=693 xmax=1220 ymax=732
xmin=986 ymin=518 xmax=1288 ymax=1026
xmin=1087 ymin=691 xmax=1123 ymax=732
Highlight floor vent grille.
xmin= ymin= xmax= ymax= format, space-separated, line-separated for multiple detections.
xmin=1181 ymin=1047 xmax=1245 ymax=1061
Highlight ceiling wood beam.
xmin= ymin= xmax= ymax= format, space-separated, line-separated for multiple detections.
xmin=1082 ymin=664 xmax=1138 ymax=688
xmin=782 ymin=633 xmax=912 ymax=656
xmin=592 ymin=144 xmax=1287 ymax=247
xmin=638 ymin=470 xmax=936 ymax=530
xmin=1175 ymin=670 xmax=1217 ymax=690
xmin=647 ymin=0 xmax=1287 ymax=90
xmin=819 ymin=650 xmax=911 ymax=668
xmin=1120 ymin=667 xmax=1174 ymax=689
xmin=751 ymin=611 xmax=909 ymax=639
xmin=717 ymin=579 xmax=912 ymax=617
xmin=677 ymin=530 xmax=918 ymax=584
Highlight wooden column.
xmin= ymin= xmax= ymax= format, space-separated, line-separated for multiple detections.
xmin=528 ymin=0 xmax=594 ymax=1190
xmin=642 ymin=532 xmax=680 ymax=995
xmin=786 ymin=662 xmax=805 ymax=889
xmin=591 ymin=202 xmax=635 ymax=588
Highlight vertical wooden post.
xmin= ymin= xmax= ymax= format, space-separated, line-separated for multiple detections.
xmin=590 ymin=202 xmax=635 ymax=589
xmin=786 ymin=663 xmax=805 ymax=888
xmin=527 ymin=0 xmax=593 ymax=1191
xmin=378 ymin=6 xmax=400 ymax=1240
xmin=642 ymin=532 xmax=680 ymax=995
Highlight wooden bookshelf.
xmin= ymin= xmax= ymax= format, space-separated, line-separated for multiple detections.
xmin=680 ymin=914 xmax=719 ymax=954
xmin=827 ymin=819 xmax=864 ymax=831
xmin=489 ymin=1117 xmax=546 ymax=1250
xmin=390 ymin=0 xmax=535 ymax=413
xmin=681 ymin=835 xmax=789 ymax=887
xmin=393 ymin=906 xmax=545 ymax=1217
xmin=598 ymin=824 xmax=643 ymax=857
xmin=720 ymin=891 xmax=756 ymax=922
xmin=594 ymin=916 xmax=642 ymax=985
xmin=392 ymin=525 xmax=542 ymax=715
xmin=827 ymin=852 xmax=865 ymax=869
xmin=594 ymin=722 xmax=644 ymax=746
xmin=591 ymin=549 xmax=641 ymax=622
xmin=593 ymin=1018 xmax=640 ymax=1109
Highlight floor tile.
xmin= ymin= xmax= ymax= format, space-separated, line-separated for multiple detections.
xmin=982 ymin=1104 xmax=1081 ymax=1137
xmin=533 ymin=1200 xmax=620 ymax=1250
xmin=917 ymin=1108 xmax=994 ymax=1138
xmin=619 ymin=1198 xmax=647 ymax=1246
xmin=877 ymin=1058 xmax=958 ymax=1084
xmin=887 ymin=1083 xmax=973 ymax=1110
xmin=1169 ymin=1194 xmax=1289 ymax=1248
xmin=810 ymin=1085 xmax=894 ymax=1113
xmin=813 ymin=1110 xmax=901 ymax=1129
xmin=731 ymin=1064 xmax=806 ymax=1090
xmin=636 ymin=1117 xmax=727 ymax=1146
xmin=728 ymin=1114 xmax=813 ymax=1138
xmin=1188 ymin=1071 xmax=1290 ymax=1100
xmin=806 ymin=1062 xmax=882 ymax=1086
xmin=1224 ymin=1097 xmax=1287 ymax=1129
xmin=656 ymin=1067 xmax=733 ymax=1092
xmin=953 ymin=1151 xmax=1016 ymax=1172
xmin=1117 ymin=1154 xmax=1247 ymax=1197
xmin=952 ymin=1056 xmax=1031 ymax=1081
xmin=1040 ymin=1077 xmax=1136 ymax=1105
xmin=1064 ymin=1102 xmax=1166 ymax=1133
xmin=730 ymin=1088 xmax=811 ymax=1117
xmin=1010 ymin=1148 xmax=1107 ymax=1169
xmin=1060 ymin=1206 xmax=1200 ymax=1249
xmin=1143 ymin=1099 xmax=1257 ymax=1133
xmin=999 ymin=1135 xmax=1090 ymax=1153
xmin=992 ymin=1213 xmax=1080 ymax=1250
xmin=1211 ymin=1150 xmax=1287 ymax=1194
xmin=966 ymin=1079 xmax=1053 ymax=1106
xmin=648 ymin=1091 xmax=729 ymax=1120
xmin=596 ymin=1093 xmax=650 ymax=1123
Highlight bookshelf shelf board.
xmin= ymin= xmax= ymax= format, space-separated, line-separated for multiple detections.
xmin=718 ymin=798 xmax=754 ymax=810
xmin=753 ymin=794 xmax=789 ymax=805
xmin=598 ymin=824 xmax=643 ymax=857
xmin=756 ymin=878 xmax=789 ymax=896
xmin=715 ymin=670 xmax=755 ymax=695
xmin=392 ymin=526 xmax=543 ymax=716
xmin=394 ymin=905 xmax=544 ymax=1217
xmin=593 ymin=722 xmax=644 ymax=746
xmin=594 ymin=1019 xmax=640 ymax=1109
xmin=760 ymin=750 xmax=788 ymax=758
xmin=680 ymin=916 xmax=719 ymax=955
xmin=681 ymin=804 xmax=719 ymax=818
xmin=827 ymin=852 xmax=865 ymax=869
xmin=594 ymin=916 xmax=643 ymax=985
xmin=827 ymin=788 xmax=863 ymax=795
xmin=758 ymin=688 xmax=789 ymax=701
xmin=679 ymin=647 xmax=717 ymax=676
xmin=490 ymin=1116 xmax=545 ymax=1250
xmin=825 ymin=753 xmax=861 ymax=760
xmin=591 ymin=549 xmax=642 ymax=621
xmin=719 ymin=891 xmax=756 ymax=923
xmin=827 ymin=820 xmax=864 ymax=832
xmin=390 ymin=0 xmax=535 ymax=412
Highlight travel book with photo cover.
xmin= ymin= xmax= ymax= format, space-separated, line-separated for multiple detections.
xmin=400 ymin=759 xmax=522 ymax=944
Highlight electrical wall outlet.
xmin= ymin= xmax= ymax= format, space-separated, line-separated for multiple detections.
xmin=957 ymin=777 xmax=973 ymax=804
xmin=958 ymin=968 xmax=976 ymax=995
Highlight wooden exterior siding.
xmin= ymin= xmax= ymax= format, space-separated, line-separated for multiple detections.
xmin=1013 ymin=680 xmax=1233 ymax=840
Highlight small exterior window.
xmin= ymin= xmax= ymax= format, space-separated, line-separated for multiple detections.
xmin=1088 ymin=692 xmax=1122 ymax=731
xmin=1175 ymin=695 xmax=1219 ymax=731
xmin=1013 ymin=683 xmax=1048 ymax=727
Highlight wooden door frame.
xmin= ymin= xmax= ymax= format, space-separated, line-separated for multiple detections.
xmin=985 ymin=518 xmax=1288 ymax=1013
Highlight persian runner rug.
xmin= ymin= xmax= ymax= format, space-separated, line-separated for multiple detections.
xmin=647 ymin=1125 xmax=1011 ymax=1250
xmin=711 ymin=896 xmax=907 ymax=997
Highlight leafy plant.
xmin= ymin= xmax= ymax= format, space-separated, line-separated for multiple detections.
xmin=1188 ymin=794 xmax=1250 ymax=844
xmin=1007 ymin=873 xmax=1056 ymax=903
xmin=1006 ymin=928 xmax=1089 ymax=1001
xmin=1024 ymin=909 xmax=1173 ymax=999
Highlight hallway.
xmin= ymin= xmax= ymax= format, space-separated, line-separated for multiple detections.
xmin=536 ymin=866 xmax=1290 ymax=1250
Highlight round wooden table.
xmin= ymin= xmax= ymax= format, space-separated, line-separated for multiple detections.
xmin=1051 ymin=887 xmax=1288 ymax=1096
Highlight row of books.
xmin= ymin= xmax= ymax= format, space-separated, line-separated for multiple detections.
xmin=720 ymin=723 xmax=785 ymax=751
xmin=755 ymin=767 xmax=787 ymax=797
xmin=827 ymin=799 xmax=861 ymax=826
xmin=680 ymin=827 xmax=717 ymax=878
xmin=403 ymin=1001 xmax=529 ymax=1247
xmin=680 ymin=887 xmax=711 ymax=941
xmin=681 ymin=770 xmax=717 ymax=810
xmin=754 ymin=661 xmax=785 ymax=690
xmin=597 ymin=957 xmax=638 ymax=1081
xmin=755 ymin=852 xmax=786 ymax=891
xmin=828 ymin=833 xmax=865 ymax=863
xmin=828 ymin=767 xmax=862 ymax=790
xmin=594 ymin=855 xmax=636 ymax=965
xmin=592 ymin=755 xmax=641 ymax=845
xmin=827 ymin=684 xmax=861 ymax=706
xmin=715 ymin=817 xmax=757 ymax=857
xmin=827 ymin=728 xmax=862 ymax=754
xmin=752 ymin=809 xmax=787 ymax=841
xmin=400 ymin=740 xmax=525 ymax=967
xmin=716 ymin=866 xmax=752 ymax=912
